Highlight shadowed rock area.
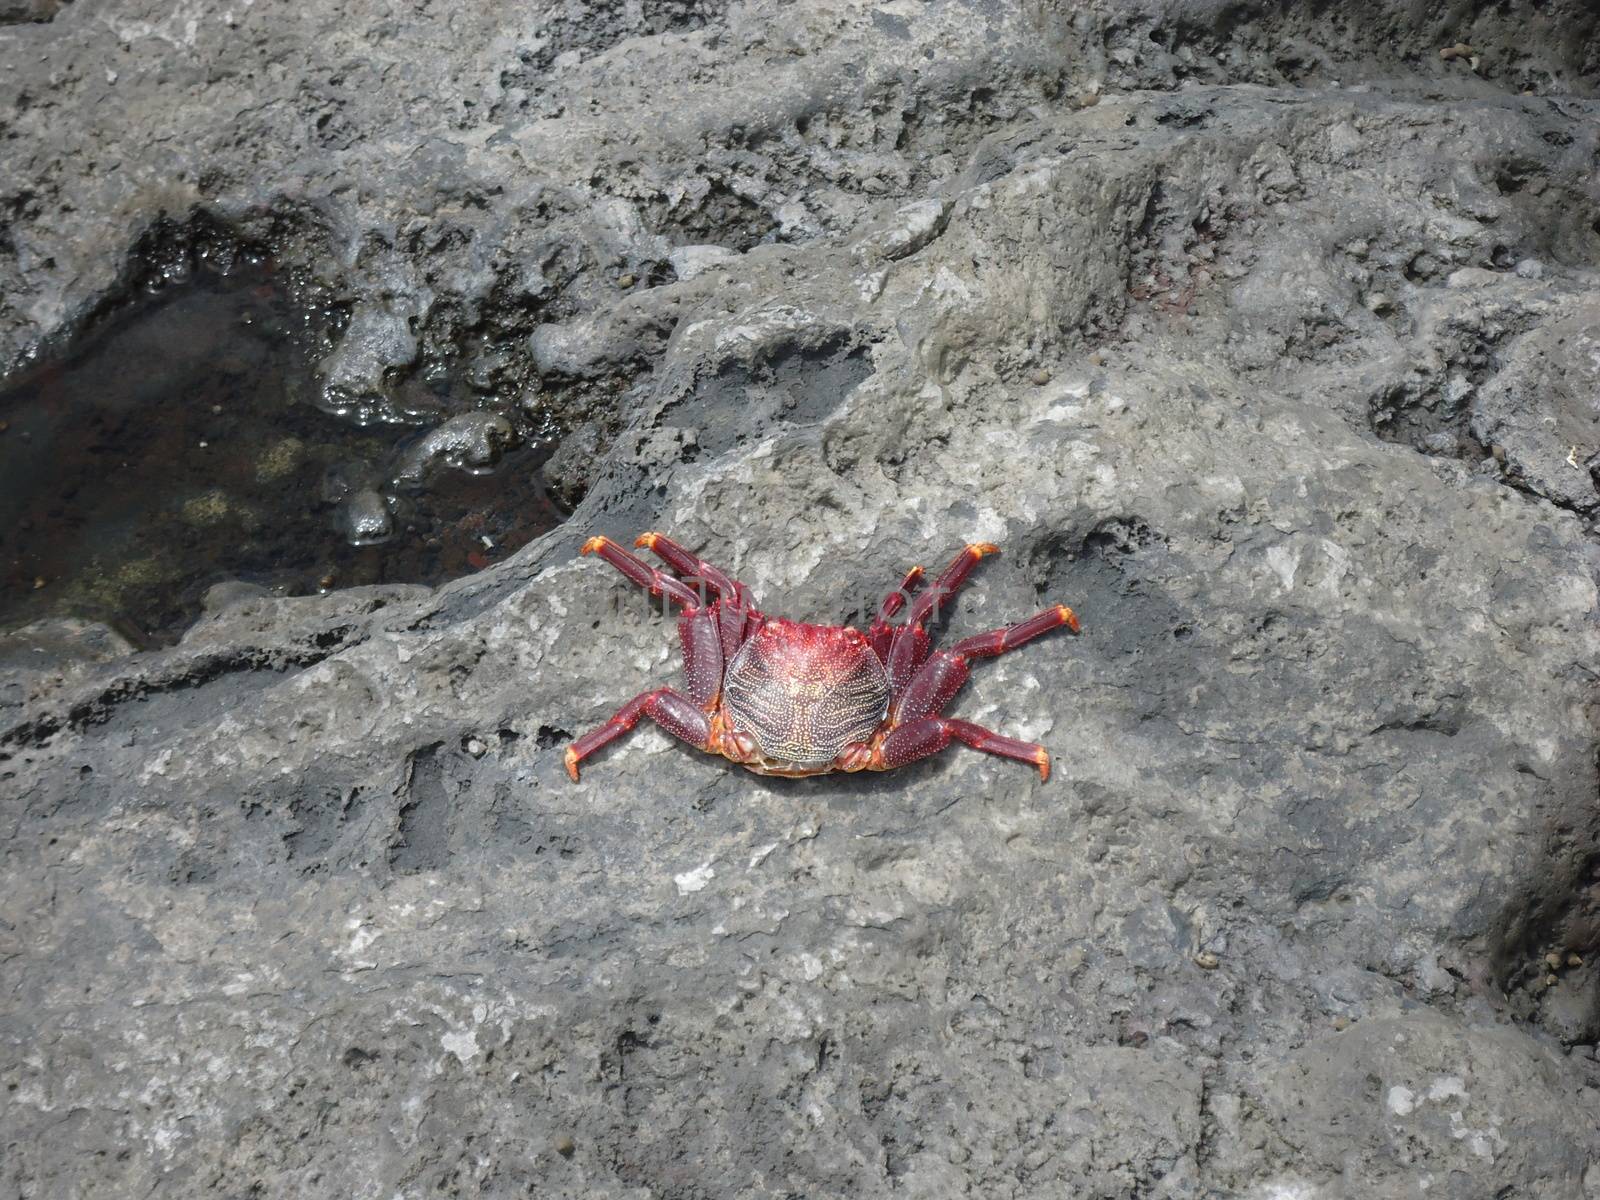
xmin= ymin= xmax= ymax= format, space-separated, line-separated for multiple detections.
xmin=2 ymin=1 xmax=1599 ymax=1196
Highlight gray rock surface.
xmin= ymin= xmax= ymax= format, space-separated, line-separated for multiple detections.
xmin=3 ymin=1 xmax=1600 ymax=1197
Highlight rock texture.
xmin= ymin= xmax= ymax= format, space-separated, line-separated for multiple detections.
xmin=3 ymin=1 xmax=1600 ymax=1196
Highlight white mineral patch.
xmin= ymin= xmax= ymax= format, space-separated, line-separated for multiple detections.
xmin=152 ymin=1121 xmax=181 ymax=1153
xmin=1427 ymin=1075 xmax=1467 ymax=1102
xmin=139 ymin=748 xmax=174 ymax=783
xmin=1266 ymin=544 xmax=1300 ymax=591
xmin=441 ymin=1028 xmax=479 ymax=1065
xmin=1252 ymin=1179 xmax=1323 ymax=1200
xmin=1448 ymin=1109 xmax=1504 ymax=1161
xmin=1316 ymin=539 xmax=1351 ymax=596
xmin=343 ymin=919 xmax=379 ymax=958
xmin=668 ymin=244 xmax=738 ymax=281
xmin=1386 ymin=1085 xmax=1416 ymax=1116
xmin=748 ymin=842 xmax=779 ymax=870
xmin=674 ymin=861 xmax=715 ymax=895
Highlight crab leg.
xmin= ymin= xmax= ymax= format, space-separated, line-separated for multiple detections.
xmin=884 ymin=543 xmax=1000 ymax=688
xmin=901 ymin=542 xmax=1000 ymax=629
xmin=565 ymin=687 xmax=712 ymax=781
xmin=892 ymin=650 xmax=967 ymax=725
xmin=636 ymin=532 xmax=760 ymax=659
xmin=635 ymin=532 xmax=747 ymax=606
xmin=873 ymin=716 xmax=1051 ymax=781
xmin=877 ymin=565 xmax=926 ymax=623
xmin=678 ymin=607 xmax=725 ymax=707
xmin=869 ymin=565 xmax=925 ymax=661
xmin=948 ymin=604 xmax=1080 ymax=657
xmin=580 ymin=536 xmax=700 ymax=608
xmin=892 ymin=606 xmax=1079 ymax=724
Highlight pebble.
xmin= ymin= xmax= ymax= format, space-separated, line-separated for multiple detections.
xmin=317 ymin=302 xmax=419 ymax=421
xmin=392 ymin=411 xmax=516 ymax=485
xmin=554 ymin=1134 xmax=576 ymax=1158
xmin=1194 ymin=950 xmax=1220 ymax=970
xmin=336 ymin=489 xmax=394 ymax=546
xmin=617 ymin=273 xmax=636 ymax=288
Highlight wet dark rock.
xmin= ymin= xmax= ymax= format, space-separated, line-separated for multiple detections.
xmin=2 ymin=1 xmax=1599 ymax=1197
xmin=334 ymin=488 xmax=393 ymax=545
xmin=390 ymin=411 xmax=517 ymax=485
xmin=539 ymin=420 xmax=606 ymax=513
xmin=317 ymin=302 xmax=420 ymax=424
xmin=0 ymin=617 xmax=135 ymax=670
xmin=318 ymin=460 xmax=381 ymax=506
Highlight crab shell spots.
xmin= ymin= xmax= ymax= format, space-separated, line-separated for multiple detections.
xmin=723 ymin=620 xmax=889 ymax=767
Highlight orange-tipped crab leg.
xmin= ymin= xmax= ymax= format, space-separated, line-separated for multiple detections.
xmin=565 ymin=686 xmax=712 ymax=781
xmin=873 ymin=716 xmax=1051 ymax=781
xmin=902 ymin=542 xmax=999 ymax=629
xmin=885 ymin=543 xmax=1000 ymax=690
xmin=636 ymin=531 xmax=757 ymax=659
xmin=580 ymin=536 xmax=700 ymax=608
xmin=877 ymin=565 xmax=925 ymax=623
xmin=893 ymin=606 xmax=1080 ymax=725
xmin=870 ymin=564 xmax=924 ymax=660
xmin=948 ymin=604 xmax=1080 ymax=656
xmin=634 ymin=532 xmax=747 ymax=606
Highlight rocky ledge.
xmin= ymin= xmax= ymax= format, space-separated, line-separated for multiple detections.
xmin=2 ymin=1 xmax=1599 ymax=1196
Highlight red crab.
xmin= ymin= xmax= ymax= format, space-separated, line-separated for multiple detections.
xmin=564 ymin=533 xmax=1079 ymax=781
